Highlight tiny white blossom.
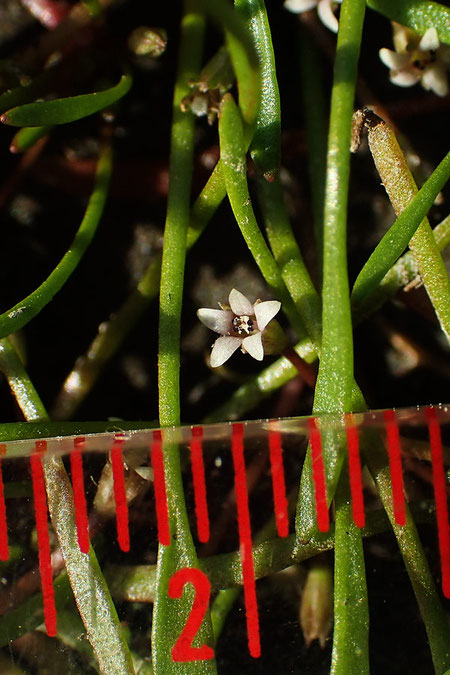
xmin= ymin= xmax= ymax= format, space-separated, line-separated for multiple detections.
xmin=284 ymin=0 xmax=342 ymax=34
xmin=197 ymin=288 xmax=281 ymax=368
xmin=379 ymin=24 xmax=450 ymax=97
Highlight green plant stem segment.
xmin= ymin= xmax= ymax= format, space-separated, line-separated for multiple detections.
xmin=352 ymin=113 xmax=450 ymax=342
xmin=239 ymin=0 xmax=323 ymax=349
xmin=362 ymin=435 xmax=450 ymax=673
xmin=355 ymin=213 xmax=450 ymax=321
xmin=0 ymin=142 xmax=112 ymax=339
xmin=367 ymin=0 xmax=450 ymax=45
xmin=10 ymin=125 xmax=52 ymax=153
xmin=1 ymin=73 xmax=133 ymax=127
xmin=0 ymin=338 xmax=135 ymax=675
xmin=331 ymin=469 xmax=369 ymax=674
xmin=154 ymin=3 xmax=216 ymax=673
xmin=304 ymin=1 xmax=369 ymax=672
xmin=218 ymin=93 xmax=305 ymax=337
xmin=193 ymin=0 xmax=261 ymax=130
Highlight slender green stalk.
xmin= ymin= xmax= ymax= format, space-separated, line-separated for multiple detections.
xmin=354 ymin=213 xmax=450 ymax=322
xmin=330 ymin=470 xmax=368 ymax=674
xmin=10 ymin=125 xmax=52 ymax=153
xmin=0 ymin=338 xmax=135 ymax=675
xmin=211 ymin=587 xmax=241 ymax=639
xmin=362 ymin=435 xmax=450 ymax=673
xmin=298 ymin=1 xmax=369 ymax=671
xmin=0 ymin=141 xmax=113 ymax=339
xmin=158 ymin=9 xmax=204 ymax=428
xmin=313 ymin=0 xmax=365 ymax=416
xmin=218 ymin=92 xmax=305 ymax=337
xmin=352 ymin=114 xmax=450 ymax=341
xmin=154 ymin=4 xmax=216 ymax=672
xmin=239 ymin=0 xmax=323 ymax=348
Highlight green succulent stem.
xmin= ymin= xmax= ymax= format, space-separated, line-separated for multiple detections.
xmin=154 ymin=3 xmax=216 ymax=672
xmin=0 ymin=337 xmax=135 ymax=674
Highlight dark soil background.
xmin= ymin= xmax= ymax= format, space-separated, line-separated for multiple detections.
xmin=0 ymin=1 xmax=448 ymax=673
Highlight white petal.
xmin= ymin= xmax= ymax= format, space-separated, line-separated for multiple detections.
xmin=419 ymin=27 xmax=439 ymax=52
xmin=390 ymin=68 xmax=419 ymax=87
xmin=210 ymin=336 xmax=241 ymax=367
xmin=254 ymin=300 xmax=281 ymax=332
xmin=379 ymin=48 xmax=410 ymax=70
xmin=317 ymin=0 xmax=339 ymax=33
xmin=197 ymin=308 xmax=233 ymax=334
xmin=284 ymin=0 xmax=317 ymax=13
xmin=392 ymin=24 xmax=410 ymax=53
xmin=242 ymin=333 xmax=264 ymax=361
xmin=421 ymin=65 xmax=449 ymax=96
xmin=229 ymin=289 xmax=254 ymax=316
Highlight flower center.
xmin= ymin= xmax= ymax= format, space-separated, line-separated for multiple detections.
xmin=411 ymin=48 xmax=436 ymax=70
xmin=232 ymin=315 xmax=254 ymax=336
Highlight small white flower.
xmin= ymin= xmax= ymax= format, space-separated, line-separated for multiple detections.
xmin=379 ymin=25 xmax=450 ymax=97
xmin=284 ymin=0 xmax=342 ymax=34
xmin=197 ymin=288 xmax=281 ymax=368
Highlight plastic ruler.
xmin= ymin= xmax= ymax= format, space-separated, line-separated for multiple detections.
xmin=0 ymin=404 xmax=448 ymax=663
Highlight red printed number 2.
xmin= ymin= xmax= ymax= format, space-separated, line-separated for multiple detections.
xmin=169 ymin=567 xmax=215 ymax=662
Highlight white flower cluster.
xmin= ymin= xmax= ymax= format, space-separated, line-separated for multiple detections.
xmin=380 ymin=25 xmax=450 ymax=97
xmin=197 ymin=289 xmax=281 ymax=368
xmin=284 ymin=0 xmax=342 ymax=34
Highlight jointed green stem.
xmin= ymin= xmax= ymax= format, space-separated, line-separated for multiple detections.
xmin=219 ymin=93 xmax=306 ymax=337
xmin=154 ymin=4 xmax=216 ymax=673
xmin=0 ymin=338 xmax=135 ymax=675
xmin=240 ymin=0 xmax=323 ymax=348
xmin=0 ymin=141 xmax=113 ymax=339
xmin=299 ymin=1 xmax=369 ymax=671
xmin=352 ymin=113 xmax=450 ymax=342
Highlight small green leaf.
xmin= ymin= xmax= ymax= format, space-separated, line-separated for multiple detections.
xmin=10 ymin=125 xmax=52 ymax=153
xmin=351 ymin=150 xmax=450 ymax=311
xmin=1 ymin=72 xmax=132 ymax=127
xmin=368 ymin=0 xmax=450 ymax=45
xmin=0 ymin=141 xmax=113 ymax=338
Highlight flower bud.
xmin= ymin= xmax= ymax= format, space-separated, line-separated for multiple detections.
xmin=299 ymin=562 xmax=333 ymax=648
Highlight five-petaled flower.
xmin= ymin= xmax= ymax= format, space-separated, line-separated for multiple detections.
xmin=284 ymin=0 xmax=342 ymax=34
xmin=379 ymin=24 xmax=450 ymax=97
xmin=197 ymin=288 xmax=281 ymax=368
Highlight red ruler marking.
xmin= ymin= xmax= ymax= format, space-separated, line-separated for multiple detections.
xmin=383 ymin=410 xmax=406 ymax=526
xmin=30 ymin=440 xmax=56 ymax=637
xmin=425 ymin=406 xmax=450 ymax=598
xmin=70 ymin=437 xmax=90 ymax=554
xmin=268 ymin=421 xmax=289 ymax=538
xmin=0 ymin=444 xmax=8 ymax=561
xmin=231 ymin=423 xmax=261 ymax=659
xmin=110 ymin=435 xmax=130 ymax=552
xmin=307 ymin=417 xmax=329 ymax=532
xmin=344 ymin=415 xmax=365 ymax=528
xmin=151 ymin=430 xmax=171 ymax=546
xmin=190 ymin=426 xmax=210 ymax=544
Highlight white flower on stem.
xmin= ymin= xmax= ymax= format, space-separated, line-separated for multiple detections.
xmin=284 ymin=0 xmax=342 ymax=34
xmin=379 ymin=25 xmax=450 ymax=97
xmin=197 ymin=288 xmax=281 ymax=368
